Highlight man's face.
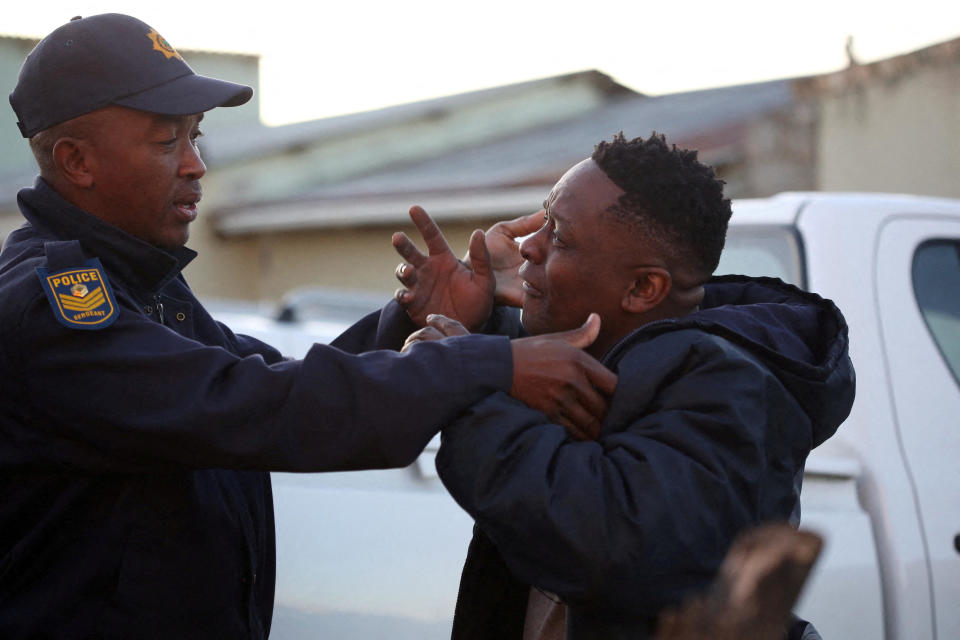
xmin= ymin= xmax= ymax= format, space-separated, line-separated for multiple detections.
xmin=82 ymin=106 xmax=206 ymax=249
xmin=518 ymin=159 xmax=642 ymax=355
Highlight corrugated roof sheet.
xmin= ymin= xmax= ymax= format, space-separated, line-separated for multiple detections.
xmin=210 ymin=77 xmax=802 ymax=232
xmin=204 ymin=70 xmax=632 ymax=164
xmin=275 ymin=78 xmax=798 ymax=199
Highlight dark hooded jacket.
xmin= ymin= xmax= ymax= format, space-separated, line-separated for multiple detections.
xmin=438 ymin=275 xmax=855 ymax=639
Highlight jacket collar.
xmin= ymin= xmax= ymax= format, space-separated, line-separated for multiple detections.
xmin=17 ymin=177 xmax=196 ymax=292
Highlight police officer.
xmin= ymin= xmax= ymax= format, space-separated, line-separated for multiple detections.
xmin=1 ymin=14 xmax=615 ymax=638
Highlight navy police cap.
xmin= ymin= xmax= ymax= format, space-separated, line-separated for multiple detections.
xmin=9 ymin=13 xmax=253 ymax=138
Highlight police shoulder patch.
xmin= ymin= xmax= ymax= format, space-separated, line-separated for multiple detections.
xmin=36 ymin=258 xmax=119 ymax=330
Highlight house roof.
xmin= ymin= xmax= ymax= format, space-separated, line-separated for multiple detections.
xmin=311 ymin=78 xmax=798 ymax=195
xmin=0 ymin=33 xmax=39 ymax=42
xmin=798 ymin=34 xmax=960 ymax=95
xmin=204 ymin=70 xmax=633 ymax=165
xmin=211 ymin=77 xmax=800 ymax=234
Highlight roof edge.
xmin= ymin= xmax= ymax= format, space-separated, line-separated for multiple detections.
xmin=797 ymin=34 xmax=960 ymax=95
xmin=212 ymin=186 xmax=548 ymax=235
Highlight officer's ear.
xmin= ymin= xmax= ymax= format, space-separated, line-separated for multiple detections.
xmin=622 ymin=267 xmax=672 ymax=315
xmin=51 ymin=137 xmax=95 ymax=189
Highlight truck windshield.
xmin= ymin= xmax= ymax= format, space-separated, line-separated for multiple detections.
xmin=715 ymin=225 xmax=804 ymax=288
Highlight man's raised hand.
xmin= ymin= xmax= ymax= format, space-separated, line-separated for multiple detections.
xmin=393 ymin=206 xmax=494 ymax=330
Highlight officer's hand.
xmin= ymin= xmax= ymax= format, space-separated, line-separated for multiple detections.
xmin=466 ymin=211 xmax=543 ymax=307
xmin=401 ymin=314 xmax=470 ymax=352
xmin=393 ymin=206 xmax=495 ymax=331
xmin=510 ymin=314 xmax=618 ymax=441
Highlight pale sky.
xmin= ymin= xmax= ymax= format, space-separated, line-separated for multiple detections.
xmin=6 ymin=1 xmax=960 ymax=126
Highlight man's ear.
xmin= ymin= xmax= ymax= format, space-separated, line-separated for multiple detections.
xmin=51 ymin=138 xmax=95 ymax=188
xmin=622 ymin=267 xmax=672 ymax=314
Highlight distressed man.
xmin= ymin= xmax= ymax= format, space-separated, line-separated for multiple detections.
xmin=0 ymin=14 xmax=615 ymax=637
xmin=392 ymin=133 xmax=855 ymax=639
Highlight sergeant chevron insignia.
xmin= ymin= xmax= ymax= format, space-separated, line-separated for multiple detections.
xmin=36 ymin=258 xmax=118 ymax=330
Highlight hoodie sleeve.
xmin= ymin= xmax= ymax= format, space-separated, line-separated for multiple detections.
xmin=436 ymin=329 xmax=813 ymax=617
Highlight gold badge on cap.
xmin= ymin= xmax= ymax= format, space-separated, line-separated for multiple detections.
xmin=147 ymin=28 xmax=182 ymax=61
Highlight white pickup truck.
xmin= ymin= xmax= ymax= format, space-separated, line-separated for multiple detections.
xmin=217 ymin=192 xmax=960 ymax=640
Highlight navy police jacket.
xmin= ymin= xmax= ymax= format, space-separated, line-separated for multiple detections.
xmin=440 ymin=276 xmax=855 ymax=639
xmin=0 ymin=179 xmax=513 ymax=638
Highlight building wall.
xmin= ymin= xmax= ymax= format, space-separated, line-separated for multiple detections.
xmin=183 ymin=210 xmax=505 ymax=302
xmin=742 ymin=99 xmax=818 ymax=197
xmin=0 ymin=37 xmax=42 ymax=174
xmin=815 ymin=57 xmax=960 ymax=197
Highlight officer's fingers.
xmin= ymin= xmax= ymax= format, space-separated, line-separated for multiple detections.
xmin=559 ymin=313 xmax=601 ymax=350
xmin=409 ymin=206 xmax=454 ymax=257
xmin=552 ymin=409 xmax=595 ymax=442
xmin=466 ymin=229 xmax=492 ymax=280
xmin=584 ymin=360 xmax=618 ymax=396
xmin=573 ymin=381 xmax=610 ymax=426
xmin=392 ymin=231 xmax=427 ymax=268
xmin=493 ymin=211 xmax=544 ymax=240
xmin=556 ymin=390 xmax=604 ymax=441
xmin=425 ymin=313 xmax=470 ymax=337
xmin=395 ymin=262 xmax=418 ymax=288
xmin=401 ymin=326 xmax=445 ymax=352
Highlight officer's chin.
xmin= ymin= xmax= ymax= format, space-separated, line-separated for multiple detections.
xmin=152 ymin=226 xmax=191 ymax=251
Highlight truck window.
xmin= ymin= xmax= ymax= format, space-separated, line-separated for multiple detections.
xmin=715 ymin=225 xmax=804 ymax=287
xmin=913 ymin=240 xmax=960 ymax=386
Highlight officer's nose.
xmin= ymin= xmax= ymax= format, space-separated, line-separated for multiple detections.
xmin=180 ymin=143 xmax=206 ymax=181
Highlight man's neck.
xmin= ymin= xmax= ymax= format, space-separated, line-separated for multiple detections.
xmin=586 ymin=299 xmax=702 ymax=360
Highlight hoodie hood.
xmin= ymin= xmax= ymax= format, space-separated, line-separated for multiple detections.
xmin=608 ymin=275 xmax=855 ymax=448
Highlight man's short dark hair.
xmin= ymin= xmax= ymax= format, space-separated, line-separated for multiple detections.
xmin=592 ymin=132 xmax=732 ymax=279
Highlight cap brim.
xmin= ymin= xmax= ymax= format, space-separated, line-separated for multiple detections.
xmin=114 ymin=72 xmax=253 ymax=115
